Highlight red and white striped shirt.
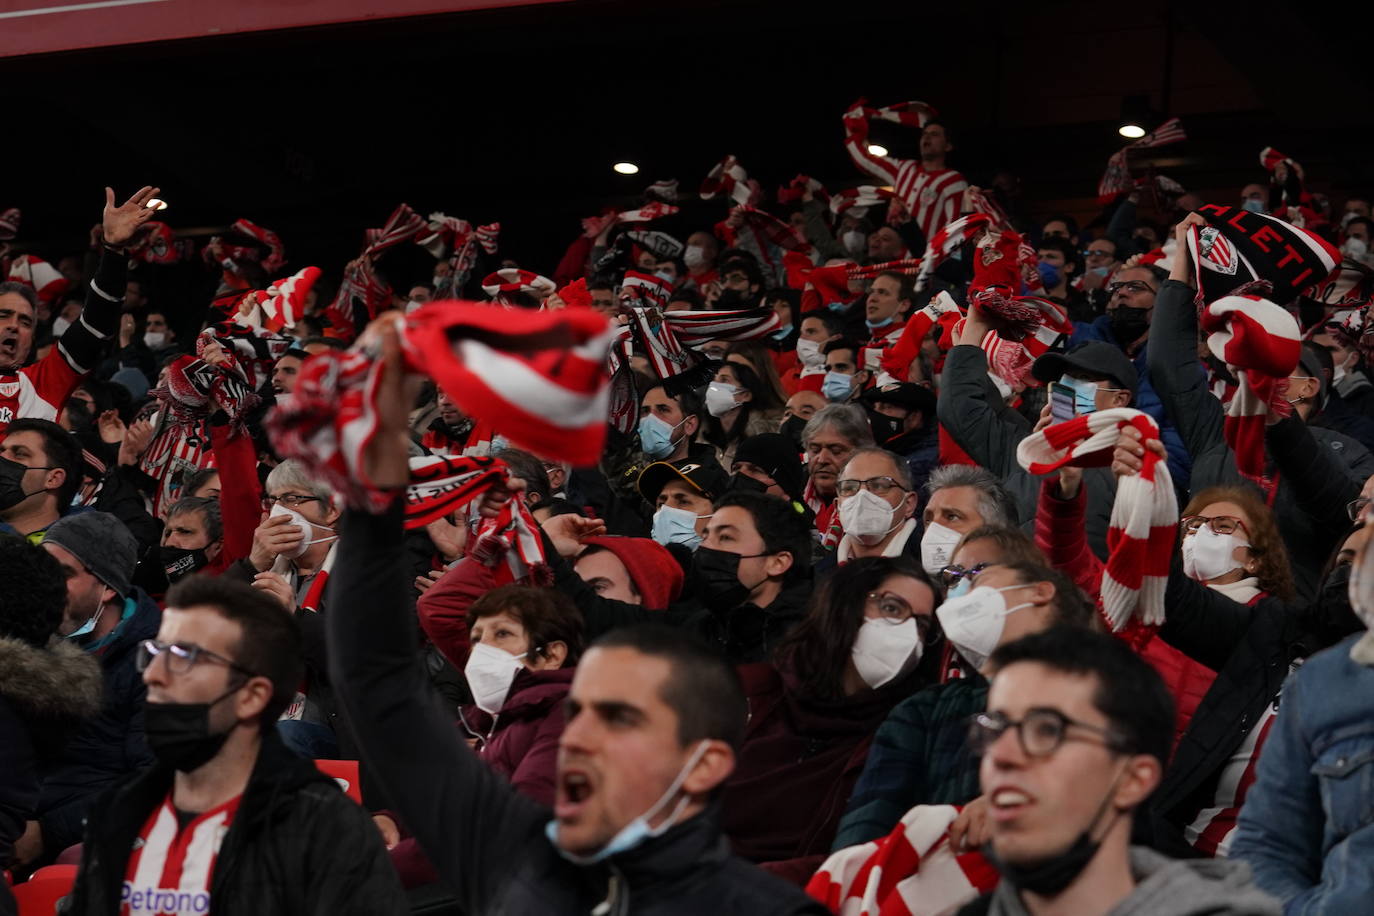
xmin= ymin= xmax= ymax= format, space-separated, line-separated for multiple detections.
xmin=843 ymin=122 xmax=968 ymax=243
xmin=121 ymin=792 xmax=242 ymax=915
xmin=1183 ymin=662 xmax=1297 ymax=856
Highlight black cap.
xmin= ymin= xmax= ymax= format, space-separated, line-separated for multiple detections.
xmin=1031 ymin=341 xmax=1139 ymax=394
xmin=636 ymin=457 xmax=730 ymax=504
xmin=861 ymin=382 xmax=937 ymax=417
xmin=732 ymin=434 xmax=806 ymax=503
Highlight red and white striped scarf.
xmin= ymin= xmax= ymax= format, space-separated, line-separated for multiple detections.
xmin=267 ymin=303 xmax=614 ymax=510
xmin=830 ymin=186 xmax=896 ymax=219
xmin=481 ymin=268 xmax=556 ymax=304
xmin=915 ymin=213 xmax=991 ymax=291
xmin=1017 ymin=408 xmax=1177 ymax=631
xmin=776 ymin=174 xmax=830 ymax=206
xmin=230 ymin=218 xmax=287 ymax=273
xmin=419 ymin=212 xmax=500 ymax=296
xmin=580 ymin=201 xmax=680 ymax=239
xmin=699 ymin=155 xmax=761 ymax=208
xmin=731 ymin=205 xmax=811 ymax=253
xmin=230 ymin=266 xmax=321 ymax=333
xmin=329 ymin=203 xmax=428 ymax=334
xmin=806 ymin=805 xmax=999 ymax=916
xmin=1097 ymin=117 xmax=1186 ymax=204
xmin=1201 ymin=289 xmax=1301 ymax=487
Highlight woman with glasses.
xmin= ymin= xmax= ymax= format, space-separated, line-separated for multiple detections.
xmin=720 ymin=556 xmax=939 ymax=881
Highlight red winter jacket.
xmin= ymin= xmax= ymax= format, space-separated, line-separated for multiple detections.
xmin=1033 ymin=478 xmax=1235 ymax=749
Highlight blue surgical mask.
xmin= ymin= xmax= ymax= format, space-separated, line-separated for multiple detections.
xmin=1242 ymin=197 xmax=1266 ymax=214
xmin=827 ymin=301 xmax=849 ymax=313
xmin=1060 ymin=375 xmax=1100 ymax=415
xmin=65 ymin=588 xmax=107 ymax=641
xmin=770 ymin=324 xmax=794 ymax=341
xmin=1037 ymin=261 xmax=1061 ymax=289
xmin=865 ymin=315 xmax=895 ymax=331
xmin=547 ymin=740 xmax=709 ymax=865
xmin=949 ymin=577 xmax=973 ymax=599
xmin=823 ymin=370 xmax=854 ymax=402
xmin=651 ymin=504 xmax=706 ymax=550
xmin=639 ymin=414 xmax=686 ymax=460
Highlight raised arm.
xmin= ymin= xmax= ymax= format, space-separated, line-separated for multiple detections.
xmin=935 ymin=311 xmax=1032 ymax=476
xmin=841 ymin=103 xmax=901 ymax=185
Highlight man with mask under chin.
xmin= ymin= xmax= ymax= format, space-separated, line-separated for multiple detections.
xmin=960 ymin=628 xmax=1276 ymax=916
xmin=12 ymin=512 xmax=161 ymax=870
xmin=63 ymin=576 xmax=406 ymax=915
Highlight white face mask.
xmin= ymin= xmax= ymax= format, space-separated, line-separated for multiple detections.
xmin=269 ymin=502 xmax=336 ymax=560
xmin=1181 ymin=526 xmax=1247 ymax=583
xmin=839 ymin=488 xmax=903 ymax=545
xmin=683 ymin=244 xmax=709 ymax=271
xmin=936 ymin=584 xmax=1034 ymax=670
xmin=404 ymin=299 xmax=424 ymax=315
xmin=705 ymin=381 xmax=742 ymax=417
xmin=795 ymin=337 xmax=825 ymax=369
xmin=1343 ymin=236 xmax=1369 ymax=261
xmin=143 ymin=331 xmax=166 ymax=349
xmin=464 ymin=641 xmax=528 ymax=714
xmin=842 ymin=230 xmax=866 ymax=257
xmin=851 ymin=617 xmax=923 ymax=689
xmin=920 ymin=521 xmax=963 ymax=574
xmin=52 ymin=317 xmax=72 ymax=338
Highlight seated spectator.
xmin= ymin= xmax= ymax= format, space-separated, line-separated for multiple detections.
xmin=783 ymin=311 xmax=842 ymax=395
xmin=160 ymin=496 xmax=223 ymax=584
xmin=0 ymin=418 xmax=82 ymax=542
xmin=638 ymin=457 xmax=728 ymax=551
xmin=66 ymin=576 xmax=406 ymax=913
xmin=17 ymin=512 xmax=160 ymax=867
xmin=965 ymin=628 xmax=1277 ymax=915
xmin=801 ymin=404 xmax=874 ymax=536
xmin=701 ymin=360 xmax=785 ymax=468
xmin=638 ymin=384 xmax=709 ymax=464
xmin=722 ymin=557 xmax=938 ymax=879
xmin=860 ymin=382 xmax=939 ymax=496
xmin=832 ymin=560 xmax=1091 ymax=851
xmin=730 ymin=433 xmax=808 ymax=511
xmin=0 ymin=538 xmax=101 ymax=907
xmin=820 ymin=338 xmax=869 ymax=404
xmin=833 ymin=448 xmax=920 ymax=563
xmin=573 ymin=537 xmax=685 ymax=610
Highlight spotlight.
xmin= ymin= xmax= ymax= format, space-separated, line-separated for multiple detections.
xmin=1117 ymin=95 xmax=1152 ymax=140
xmin=1117 ymin=124 xmax=1146 ymax=139
xmin=613 ymin=162 xmax=639 ymax=175
xmin=867 ymin=144 xmax=889 ymax=157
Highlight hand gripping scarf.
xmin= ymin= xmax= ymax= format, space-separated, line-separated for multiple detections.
xmin=418 ymin=212 xmax=500 ymax=296
xmin=231 ymin=266 xmax=321 ymax=332
xmin=1188 ymin=205 xmax=1340 ymax=306
xmin=580 ymin=201 xmax=680 ymax=239
xmin=1097 ymin=117 xmax=1186 ymax=204
xmin=329 ymin=203 xmax=428 ymax=334
xmin=699 ymin=155 xmax=761 ymax=208
xmin=1017 ymin=408 xmax=1178 ymax=632
xmin=229 ymin=218 xmax=287 ymax=273
xmin=267 ymin=302 xmax=615 ymax=510
xmin=806 ymin=804 xmax=999 ymax=916
xmin=776 ymin=174 xmax=829 ymax=206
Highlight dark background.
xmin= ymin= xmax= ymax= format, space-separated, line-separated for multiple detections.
xmin=3 ymin=0 xmax=1372 ymax=293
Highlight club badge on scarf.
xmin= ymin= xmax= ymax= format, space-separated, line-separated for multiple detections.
xmin=1189 ymin=205 xmax=1340 ymax=305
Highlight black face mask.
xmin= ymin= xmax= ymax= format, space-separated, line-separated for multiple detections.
xmin=716 ymin=288 xmax=752 ymax=309
xmin=982 ymin=766 xmax=1124 ymax=897
xmin=866 ymin=408 xmax=902 ymax=444
xmin=1109 ymin=307 xmax=1151 ymax=346
xmin=144 ymin=686 xmax=242 ymax=772
xmin=691 ymin=546 xmax=765 ymax=610
xmin=0 ymin=455 xmax=42 ymax=512
xmin=726 ymin=473 xmax=769 ymax=496
xmin=1317 ymin=563 xmax=1362 ymax=637
xmin=161 ymin=545 xmax=210 ymax=583
xmin=779 ymin=415 xmax=807 ymax=450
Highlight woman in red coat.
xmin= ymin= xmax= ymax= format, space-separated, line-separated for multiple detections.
xmin=720 ymin=556 xmax=940 ymax=884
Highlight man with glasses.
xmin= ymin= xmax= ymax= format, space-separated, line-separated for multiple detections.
xmin=65 ymin=575 xmax=406 ymax=914
xmin=964 ymin=627 xmax=1275 ymax=915
xmin=831 ymin=562 xmax=1093 ymax=851
xmin=833 ymin=448 xmax=919 ymax=563
xmin=1076 ymin=238 xmax=1119 ymax=317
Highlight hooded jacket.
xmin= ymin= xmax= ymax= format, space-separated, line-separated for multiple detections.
xmin=63 ymin=729 xmax=405 ymax=916
xmin=964 ymin=847 xmax=1278 ymax=915
xmin=0 ymin=637 xmax=102 ymax=915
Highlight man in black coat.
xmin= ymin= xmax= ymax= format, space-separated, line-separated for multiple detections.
xmin=326 ymin=322 xmax=825 ymax=915
xmin=65 ymin=576 xmax=403 ymax=915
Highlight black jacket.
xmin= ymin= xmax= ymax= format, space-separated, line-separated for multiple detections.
xmin=0 ymin=638 xmax=102 ymax=916
xmin=327 ymin=503 xmax=826 ymax=915
xmin=37 ymin=590 xmax=161 ymax=859
xmin=63 ymin=730 xmax=405 ymax=916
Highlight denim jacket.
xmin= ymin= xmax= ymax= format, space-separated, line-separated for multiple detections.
xmin=1231 ymin=634 xmax=1374 ymax=914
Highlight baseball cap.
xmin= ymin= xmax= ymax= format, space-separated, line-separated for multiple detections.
xmin=1031 ymin=340 xmax=1139 ymax=394
xmin=636 ymin=458 xmax=730 ymax=504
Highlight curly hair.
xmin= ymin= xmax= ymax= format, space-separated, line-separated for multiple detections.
xmin=1182 ymin=485 xmax=1294 ymax=600
xmin=0 ymin=537 xmax=67 ymax=647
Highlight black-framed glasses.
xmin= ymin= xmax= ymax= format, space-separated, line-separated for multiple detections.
xmin=261 ymin=493 xmax=323 ymax=511
xmin=1348 ymin=497 xmax=1371 ymax=522
xmin=1180 ymin=515 xmax=1250 ymax=537
xmin=837 ymin=476 xmax=907 ymax=498
xmin=968 ymin=708 xmax=1128 ymax=758
xmin=864 ymin=592 xmax=931 ymax=639
xmin=940 ymin=562 xmax=990 ymax=588
xmin=1107 ymin=280 xmax=1156 ymax=295
xmin=1082 ymin=248 xmax=1114 ymax=259
xmin=135 ymin=639 xmax=256 ymax=678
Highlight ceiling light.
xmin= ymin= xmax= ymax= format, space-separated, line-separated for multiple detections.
xmin=1117 ymin=124 xmax=1146 ymax=139
xmin=1117 ymin=95 xmax=1152 ymax=140
xmin=867 ymin=144 xmax=888 ymax=157
xmin=613 ymin=162 xmax=639 ymax=175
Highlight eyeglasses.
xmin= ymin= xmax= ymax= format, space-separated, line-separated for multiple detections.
xmin=1082 ymin=248 xmax=1114 ymax=259
xmin=135 ymin=639 xmax=256 ymax=678
xmin=837 ymin=476 xmax=907 ymax=498
xmin=1348 ymin=497 xmax=1372 ymax=521
xmin=261 ymin=493 xmax=322 ymax=511
xmin=865 ymin=590 xmax=929 ymax=629
xmin=940 ymin=562 xmax=990 ymax=588
xmin=968 ymin=708 xmax=1127 ymax=758
xmin=1180 ymin=515 xmax=1251 ymax=537
xmin=1107 ymin=280 xmax=1156 ymax=295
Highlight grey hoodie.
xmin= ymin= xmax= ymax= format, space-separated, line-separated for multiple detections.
xmin=980 ymin=847 xmax=1280 ymax=916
